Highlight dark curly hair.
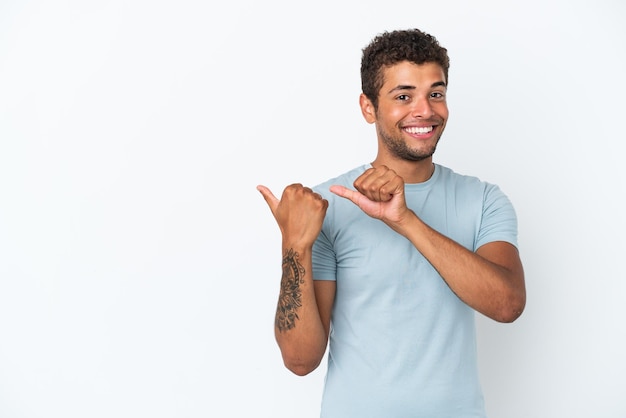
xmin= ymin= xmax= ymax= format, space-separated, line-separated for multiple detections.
xmin=361 ymin=29 xmax=450 ymax=110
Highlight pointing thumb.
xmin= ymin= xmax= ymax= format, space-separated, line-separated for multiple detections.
xmin=257 ymin=185 xmax=280 ymax=214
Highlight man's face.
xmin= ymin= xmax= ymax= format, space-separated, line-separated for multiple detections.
xmin=365 ymin=61 xmax=449 ymax=162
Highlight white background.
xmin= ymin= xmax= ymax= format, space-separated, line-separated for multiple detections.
xmin=1 ymin=1 xmax=625 ymax=417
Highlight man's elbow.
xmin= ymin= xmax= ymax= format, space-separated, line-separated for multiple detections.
xmin=495 ymin=291 xmax=526 ymax=323
xmin=276 ymin=333 xmax=328 ymax=376
xmin=283 ymin=356 xmax=322 ymax=376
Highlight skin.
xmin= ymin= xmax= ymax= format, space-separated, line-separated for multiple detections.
xmin=256 ymin=183 xmax=333 ymax=375
xmin=257 ymin=60 xmax=526 ymax=376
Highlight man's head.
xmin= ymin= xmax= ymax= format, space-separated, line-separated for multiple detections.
xmin=361 ymin=29 xmax=450 ymax=110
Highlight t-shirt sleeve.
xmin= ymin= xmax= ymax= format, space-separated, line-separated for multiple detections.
xmin=312 ymin=228 xmax=337 ymax=281
xmin=475 ymin=184 xmax=519 ymax=249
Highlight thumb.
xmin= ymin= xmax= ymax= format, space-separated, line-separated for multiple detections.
xmin=330 ymin=184 xmax=359 ymax=203
xmin=330 ymin=184 xmax=377 ymax=216
xmin=256 ymin=185 xmax=280 ymax=214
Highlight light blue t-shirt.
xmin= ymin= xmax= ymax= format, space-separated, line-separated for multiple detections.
xmin=312 ymin=164 xmax=518 ymax=418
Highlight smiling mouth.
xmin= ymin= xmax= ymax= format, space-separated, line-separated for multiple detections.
xmin=403 ymin=126 xmax=434 ymax=134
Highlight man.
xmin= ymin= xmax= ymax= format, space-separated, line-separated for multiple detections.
xmin=257 ymin=28 xmax=526 ymax=418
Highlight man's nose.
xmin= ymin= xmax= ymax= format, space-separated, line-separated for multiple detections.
xmin=411 ymin=98 xmax=434 ymax=118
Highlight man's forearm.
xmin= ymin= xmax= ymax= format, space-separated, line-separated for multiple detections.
xmin=274 ymin=246 xmax=328 ymax=375
xmin=391 ymin=211 xmax=526 ymax=322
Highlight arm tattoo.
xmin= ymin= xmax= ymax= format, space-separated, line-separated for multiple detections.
xmin=275 ymin=248 xmax=306 ymax=332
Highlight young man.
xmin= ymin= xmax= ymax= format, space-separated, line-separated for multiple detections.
xmin=257 ymin=28 xmax=526 ymax=418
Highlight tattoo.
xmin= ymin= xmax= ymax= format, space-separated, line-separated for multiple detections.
xmin=275 ymin=248 xmax=306 ymax=332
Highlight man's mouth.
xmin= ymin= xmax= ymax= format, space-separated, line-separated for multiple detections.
xmin=403 ymin=126 xmax=434 ymax=135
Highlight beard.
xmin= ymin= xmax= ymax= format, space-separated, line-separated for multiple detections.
xmin=376 ymin=123 xmax=441 ymax=162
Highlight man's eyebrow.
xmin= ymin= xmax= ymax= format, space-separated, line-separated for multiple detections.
xmin=387 ymin=81 xmax=447 ymax=94
xmin=388 ymin=85 xmax=415 ymax=94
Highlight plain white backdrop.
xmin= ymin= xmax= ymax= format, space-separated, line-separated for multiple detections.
xmin=1 ymin=1 xmax=624 ymax=417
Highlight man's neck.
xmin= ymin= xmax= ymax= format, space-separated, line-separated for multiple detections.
xmin=371 ymin=156 xmax=435 ymax=184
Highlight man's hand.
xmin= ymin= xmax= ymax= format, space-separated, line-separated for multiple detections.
xmin=257 ymin=184 xmax=328 ymax=248
xmin=330 ymin=166 xmax=411 ymax=225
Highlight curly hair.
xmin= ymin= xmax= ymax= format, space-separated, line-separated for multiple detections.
xmin=360 ymin=29 xmax=450 ymax=110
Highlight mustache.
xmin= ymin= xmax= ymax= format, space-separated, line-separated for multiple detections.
xmin=401 ymin=116 xmax=445 ymax=126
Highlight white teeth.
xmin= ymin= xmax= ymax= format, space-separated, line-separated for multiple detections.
xmin=405 ymin=126 xmax=433 ymax=134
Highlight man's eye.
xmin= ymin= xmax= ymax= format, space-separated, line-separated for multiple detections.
xmin=431 ymin=92 xmax=445 ymax=99
xmin=397 ymin=94 xmax=410 ymax=101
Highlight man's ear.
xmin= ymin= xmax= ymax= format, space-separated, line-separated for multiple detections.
xmin=359 ymin=93 xmax=376 ymax=124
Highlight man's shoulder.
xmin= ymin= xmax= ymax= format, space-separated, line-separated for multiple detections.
xmin=436 ymin=164 xmax=499 ymax=191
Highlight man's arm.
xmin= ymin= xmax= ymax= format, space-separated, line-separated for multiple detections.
xmin=257 ymin=184 xmax=335 ymax=375
xmin=330 ymin=167 xmax=526 ymax=323
xmin=394 ymin=215 xmax=525 ymax=322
